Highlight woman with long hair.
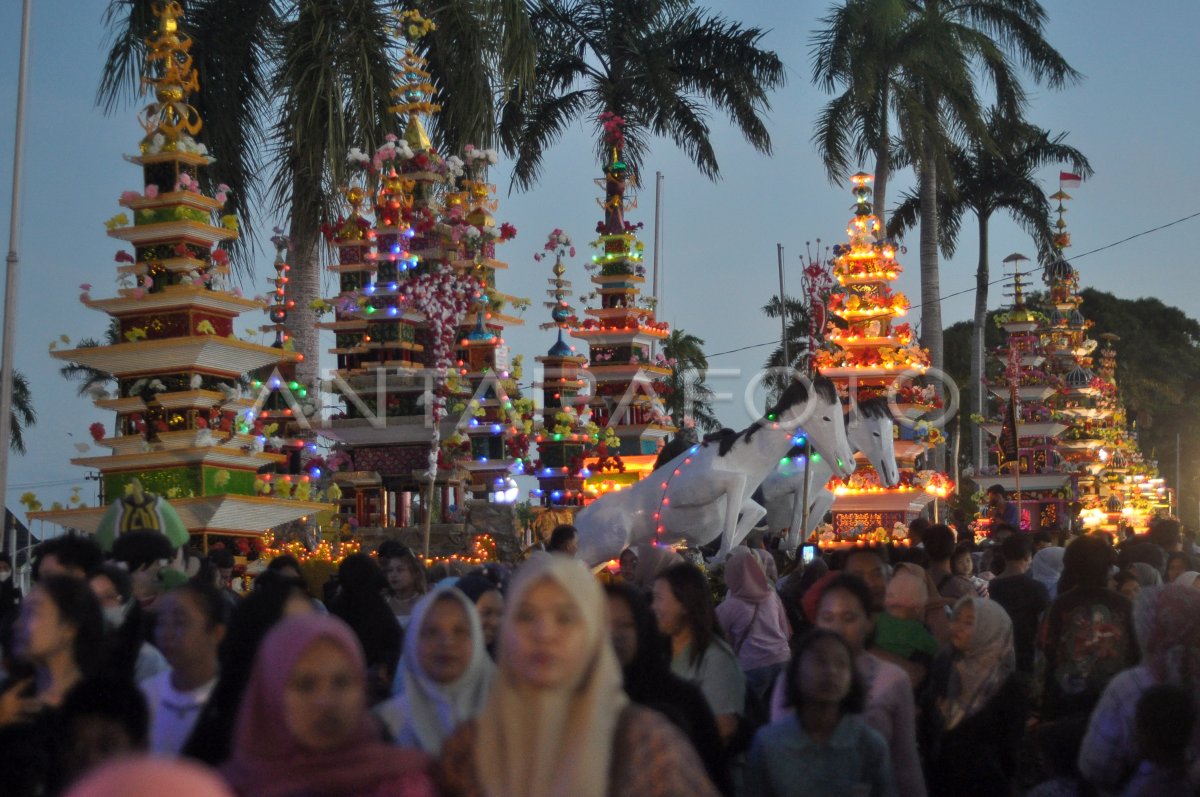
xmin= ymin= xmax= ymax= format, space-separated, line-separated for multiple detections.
xmin=653 ymin=562 xmax=746 ymax=745
xmin=0 ymin=575 xmax=105 ymax=796
xmin=437 ymin=552 xmax=720 ymax=797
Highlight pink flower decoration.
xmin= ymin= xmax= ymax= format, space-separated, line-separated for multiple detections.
xmin=120 ymin=191 xmax=140 ymax=203
xmin=79 ymin=283 xmax=92 ymax=291
xmin=144 ymin=185 xmax=159 ymax=199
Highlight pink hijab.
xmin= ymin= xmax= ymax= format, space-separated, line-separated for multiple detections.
xmin=724 ymin=547 xmax=772 ymax=603
xmin=66 ymin=757 xmax=232 ymax=797
xmin=221 ymin=614 xmax=429 ymax=797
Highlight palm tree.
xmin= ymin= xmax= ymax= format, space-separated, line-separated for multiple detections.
xmin=59 ymin=319 xmax=122 ymax=399
xmin=9 ymin=372 xmax=36 ymax=455
xmin=499 ymin=0 xmax=785 ymax=190
xmin=811 ymin=0 xmax=1080 ymax=429
xmin=811 ymin=0 xmax=910 ymax=221
xmin=660 ymin=329 xmax=720 ymax=433
xmin=893 ymin=0 xmax=1080 ymax=424
xmin=760 ymin=295 xmax=814 ymax=403
xmin=97 ymin=0 xmax=535 ymax=383
xmin=890 ymin=110 xmax=1091 ymax=468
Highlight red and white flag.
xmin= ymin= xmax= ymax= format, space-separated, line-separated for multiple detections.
xmin=1059 ymin=171 xmax=1083 ymax=188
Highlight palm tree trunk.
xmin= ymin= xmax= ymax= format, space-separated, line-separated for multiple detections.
xmin=873 ymin=86 xmax=890 ymax=224
xmin=287 ymin=174 xmax=322 ymax=388
xmin=918 ymin=136 xmax=945 ymax=471
xmin=971 ymin=212 xmax=991 ymax=471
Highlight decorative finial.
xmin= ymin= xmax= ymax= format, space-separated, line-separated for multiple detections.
xmin=268 ymin=230 xmax=292 ymax=347
xmin=390 ymin=10 xmax=440 ymax=152
xmin=538 ymin=230 xmax=577 ymax=356
xmin=139 ymin=1 xmax=202 ymax=148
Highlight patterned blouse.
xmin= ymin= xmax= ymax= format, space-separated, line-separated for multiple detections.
xmin=436 ymin=704 xmax=722 ymax=797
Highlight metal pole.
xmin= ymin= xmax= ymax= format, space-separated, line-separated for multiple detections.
xmin=777 ymin=244 xmax=789 ymax=369
xmin=0 ymin=0 xmax=33 ymax=539
xmin=650 ymin=171 xmax=663 ymax=358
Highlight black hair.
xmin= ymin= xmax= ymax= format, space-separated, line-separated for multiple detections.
xmin=92 ymin=563 xmax=133 ymax=604
xmin=60 ymin=675 xmax=149 ymax=747
xmin=546 ymin=524 xmax=578 ymax=552
xmin=656 ymin=563 xmax=719 ymax=666
xmin=206 ymin=547 xmax=235 ymax=569
xmin=34 ymin=575 xmax=105 ymax=676
xmin=952 ymin=542 xmax=975 ymax=573
xmin=32 ymin=535 xmax=103 ymax=580
xmin=1118 ymin=540 xmax=1167 ymax=574
xmin=1114 ymin=569 xmax=1140 ymax=590
xmin=1166 ymin=551 xmax=1194 ymax=575
xmin=110 ymin=531 xmax=175 ymax=571
xmin=814 ymin=573 xmax=876 ymax=630
xmin=908 ymin=516 xmax=932 ymax=543
xmin=785 ymin=629 xmax=865 ymax=714
xmin=265 ymin=554 xmax=302 ymax=575
xmin=839 ymin=544 xmax=891 ymax=568
xmin=1136 ymin=684 xmax=1196 ymax=764
xmin=1059 ymin=535 xmax=1114 ymax=592
xmin=376 ymin=540 xmax=412 ymax=562
xmin=337 ymin=552 xmax=387 ymax=593
xmin=1000 ymin=534 xmax=1033 ymax=565
xmin=987 ymin=484 xmax=1007 ymax=498
xmin=456 ymin=572 xmax=500 ymax=604
xmin=923 ymin=524 xmax=957 ymax=562
xmin=1032 ymin=530 xmax=1053 ymax=546
xmin=1147 ymin=518 xmax=1183 ymax=551
xmin=171 ymin=580 xmax=230 ymax=630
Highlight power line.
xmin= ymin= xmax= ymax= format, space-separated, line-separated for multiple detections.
xmin=707 ymin=209 xmax=1200 ymax=360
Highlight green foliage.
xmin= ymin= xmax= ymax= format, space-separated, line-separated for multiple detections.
xmin=661 ymin=329 xmax=721 ymax=433
xmin=500 ymin=0 xmax=785 ymax=190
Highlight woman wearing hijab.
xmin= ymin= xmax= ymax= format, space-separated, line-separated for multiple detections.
xmin=1128 ymin=562 xmax=1163 ymax=589
xmin=221 ymin=614 xmax=433 ymax=797
xmin=377 ymin=585 xmax=494 ymax=753
xmin=1079 ymin=584 xmax=1200 ymax=795
xmin=437 ymin=552 xmax=720 ymax=797
xmin=715 ymin=548 xmax=791 ymax=699
xmin=921 ymin=597 xmax=1026 ymax=797
xmin=1172 ymin=570 xmax=1200 ymax=587
xmin=1031 ymin=546 xmax=1066 ymax=600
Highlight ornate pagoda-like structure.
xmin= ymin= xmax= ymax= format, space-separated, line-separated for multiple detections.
xmin=571 ymin=118 xmax=674 ymax=496
xmin=814 ymin=173 xmax=951 ymax=539
xmin=532 ymin=233 xmax=596 ymax=507
xmin=978 ymin=263 xmax=1070 ymax=531
xmin=34 ymin=2 xmax=328 ymax=545
xmin=318 ymin=12 xmax=525 ymax=535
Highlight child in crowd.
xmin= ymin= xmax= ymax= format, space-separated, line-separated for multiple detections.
xmin=744 ymin=629 xmax=895 ymax=797
xmin=873 ymin=563 xmax=938 ymax=681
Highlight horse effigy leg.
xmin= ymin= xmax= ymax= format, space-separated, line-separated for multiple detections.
xmin=698 ymin=468 xmax=748 ymax=562
xmin=782 ymin=488 xmax=805 ymax=555
xmin=730 ymin=497 xmax=767 ymax=551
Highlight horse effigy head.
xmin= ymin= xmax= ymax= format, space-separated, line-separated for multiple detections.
xmin=848 ymin=397 xmax=899 ymax=486
xmin=773 ymin=375 xmax=855 ymax=478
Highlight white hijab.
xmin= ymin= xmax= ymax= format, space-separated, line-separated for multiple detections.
xmin=377 ymin=582 xmax=494 ymax=753
xmin=475 ymin=552 xmax=628 ymax=797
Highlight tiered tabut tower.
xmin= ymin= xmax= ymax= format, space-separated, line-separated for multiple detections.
xmin=978 ymin=263 xmax=1070 ymax=531
xmin=571 ymin=118 xmax=675 ymax=496
xmin=814 ymin=173 xmax=950 ymax=539
xmin=34 ymin=2 xmax=328 ymax=544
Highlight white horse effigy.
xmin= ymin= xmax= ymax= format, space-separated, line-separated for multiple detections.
xmin=575 ymin=375 xmax=856 ymax=565
xmin=759 ymin=397 xmax=900 ymax=554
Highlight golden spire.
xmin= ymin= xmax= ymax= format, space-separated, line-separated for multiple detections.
xmin=389 ymin=10 xmax=440 ymax=152
xmin=139 ymin=1 xmax=202 ymax=147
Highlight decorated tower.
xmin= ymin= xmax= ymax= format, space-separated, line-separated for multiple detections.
xmin=571 ymin=115 xmax=675 ymax=496
xmin=814 ymin=173 xmax=951 ymax=539
xmin=318 ymin=11 xmax=525 ymax=537
xmin=532 ymin=232 xmax=598 ymax=507
xmin=36 ymin=1 xmax=328 ymax=546
xmin=1039 ymin=183 xmax=1117 ymax=523
xmin=978 ymin=262 xmax=1070 ymax=531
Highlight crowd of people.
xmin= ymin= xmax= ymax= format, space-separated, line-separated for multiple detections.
xmin=0 ymin=510 xmax=1198 ymax=797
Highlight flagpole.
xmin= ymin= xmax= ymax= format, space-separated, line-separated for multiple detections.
xmin=0 ymin=0 xmax=33 ymax=544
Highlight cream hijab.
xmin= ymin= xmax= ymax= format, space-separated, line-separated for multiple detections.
xmin=378 ymin=583 xmax=495 ymax=753
xmin=475 ymin=552 xmax=628 ymax=797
